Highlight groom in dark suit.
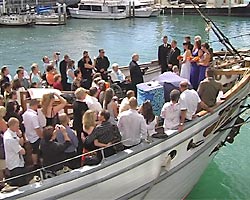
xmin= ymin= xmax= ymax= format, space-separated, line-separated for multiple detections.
xmin=158 ymin=36 xmax=171 ymax=73
xmin=168 ymin=40 xmax=181 ymax=70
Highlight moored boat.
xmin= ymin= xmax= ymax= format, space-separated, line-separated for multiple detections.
xmin=0 ymin=13 xmax=35 ymax=26
xmin=68 ymin=0 xmax=127 ymax=20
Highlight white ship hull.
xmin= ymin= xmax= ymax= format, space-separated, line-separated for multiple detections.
xmin=0 ymin=14 xmax=34 ymax=26
xmin=35 ymin=14 xmax=66 ymax=25
xmin=2 ymin=73 xmax=248 ymax=199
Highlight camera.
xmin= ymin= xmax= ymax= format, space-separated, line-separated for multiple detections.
xmin=56 ymin=52 xmax=60 ymax=55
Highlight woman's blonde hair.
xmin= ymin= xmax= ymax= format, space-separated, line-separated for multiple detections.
xmin=82 ymin=110 xmax=96 ymax=130
xmin=0 ymin=106 xmax=6 ymax=119
xmin=41 ymin=93 xmax=54 ymax=116
xmin=75 ymin=87 xmax=87 ymax=100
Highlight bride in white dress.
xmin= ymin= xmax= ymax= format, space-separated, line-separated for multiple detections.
xmin=180 ymin=42 xmax=192 ymax=81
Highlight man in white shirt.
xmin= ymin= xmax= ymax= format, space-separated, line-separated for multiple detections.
xmin=84 ymin=87 xmax=102 ymax=113
xmin=119 ymin=90 xmax=135 ymax=114
xmin=22 ymin=99 xmax=42 ymax=167
xmin=178 ymin=81 xmax=211 ymax=132
xmin=117 ymin=97 xmax=147 ymax=148
xmin=110 ymin=63 xmax=125 ymax=83
xmin=4 ymin=117 xmax=28 ymax=186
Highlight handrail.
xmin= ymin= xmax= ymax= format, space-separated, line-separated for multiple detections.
xmin=0 ymin=139 xmax=130 ymax=184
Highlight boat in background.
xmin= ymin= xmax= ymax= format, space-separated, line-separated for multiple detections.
xmin=68 ymin=0 xmax=127 ymax=19
xmin=0 ymin=13 xmax=35 ymax=26
xmin=35 ymin=4 xmax=67 ymax=25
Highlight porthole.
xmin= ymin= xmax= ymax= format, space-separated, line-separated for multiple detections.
xmin=168 ymin=150 xmax=177 ymax=159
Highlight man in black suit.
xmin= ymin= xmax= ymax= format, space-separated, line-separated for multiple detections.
xmin=129 ymin=53 xmax=146 ymax=95
xmin=168 ymin=40 xmax=181 ymax=70
xmin=95 ymin=49 xmax=110 ymax=81
xmin=59 ymin=54 xmax=69 ymax=90
xmin=158 ymin=36 xmax=171 ymax=73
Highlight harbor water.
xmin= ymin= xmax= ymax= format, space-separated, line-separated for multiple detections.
xmin=0 ymin=14 xmax=250 ymax=199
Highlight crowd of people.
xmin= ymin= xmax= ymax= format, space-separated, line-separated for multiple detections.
xmin=0 ymin=35 xmax=223 ymax=188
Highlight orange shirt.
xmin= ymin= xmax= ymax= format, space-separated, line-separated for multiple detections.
xmin=46 ymin=72 xmax=54 ymax=86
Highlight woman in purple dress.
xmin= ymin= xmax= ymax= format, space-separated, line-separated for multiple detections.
xmin=190 ymin=40 xmax=203 ymax=90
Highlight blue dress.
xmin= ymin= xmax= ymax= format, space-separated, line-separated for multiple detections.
xmin=190 ymin=48 xmax=200 ymax=90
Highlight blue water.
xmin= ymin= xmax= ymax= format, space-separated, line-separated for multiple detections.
xmin=0 ymin=15 xmax=250 ymax=199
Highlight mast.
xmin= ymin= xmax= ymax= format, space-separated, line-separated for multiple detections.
xmin=189 ymin=0 xmax=241 ymax=58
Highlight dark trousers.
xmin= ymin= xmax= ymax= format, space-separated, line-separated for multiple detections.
xmin=65 ymin=151 xmax=79 ymax=169
xmin=9 ymin=167 xmax=31 ymax=186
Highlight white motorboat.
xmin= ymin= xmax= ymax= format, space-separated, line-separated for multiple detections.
xmin=0 ymin=14 xmax=35 ymax=26
xmin=68 ymin=0 xmax=127 ymax=20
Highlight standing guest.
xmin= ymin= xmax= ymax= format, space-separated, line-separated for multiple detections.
xmin=129 ymin=53 xmax=146 ymax=95
xmin=13 ymin=66 xmax=29 ymax=80
xmin=95 ymin=49 xmax=110 ymax=81
xmin=180 ymin=42 xmax=192 ymax=81
xmin=0 ymin=66 xmax=10 ymax=96
xmin=84 ymin=87 xmax=102 ymax=113
xmin=40 ymin=126 xmax=71 ymax=172
xmin=15 ymin=68 xmax=30 ymax=89
xmin=41 ymin=93 xmax=67 ymax=127
xmin=140 ymin=101 xmax=157 ymax=137
xmin=197 ymin=68 xmax=222 ymax=107
xmin=178 ymin=81 xmax=211 ymax=132
xmin=190 ymin=40 xmax=203 ymax=90
xmin=53 ymin=74 xmax=63 ymax=91
xmin=0 ymin=106 xmax=7 ymax=187
xmin=198 ymin=43 xmax=211 ymax=84
xmin=158 ymin=36 xmax=171 ymax=73
xmin=110 ymin=63 xmax=126 ymax=83
xmin=8 ymin=91 xmax=21 ymax=114
xmin=78 ymin=51 xmax=94 ymax=89
xmin=0 ymin=95 xmax=4 ymax=106
xmin=3 ymin=82 xmax=11 ymax=103
xmin=88 ymin=110 xmax=116 ymax=160
xmin=98 ymin=80 xmax=107 ymax=105
xmin=5 ymin=101 xmax=25 ymax=133
xmin=46 ymin=65 xmax=57 ymax=86
xmin=71 ymin=69 xmax=82 ymax=91
xmin=103 ymin=88 xmax=118 ymax=125
xmin=119 ymin=90 xmax=135 ymax=114
xmin=57 ymin=113 xmax=79 ymax=169
xmin=59 ymin=54 xmax=70 ymax=91
xmin=118 ymin=97 xmax=147 ymax=148
xmin=168 ymin=40 xmax=181 ymax=70
xmin=22 ymin=99 xmax=42 ymax=168
xmin=66 ymin=59 xmax=75 ymax=88
xmin=12 ymin=79 xmax=25 ymax=105
xmin=73 ymin=87 xmax=89 ymax=155
xmin=30 ymin=63 xmax=42 ymax=87
xmin=42 ymin=56 xmax=51 ymax=74
xmin=184 ymin=36 xmax=194 ymax=51
xmin=161 ymin=89 xmax=181 ymax=132
xmin=4 ymin=117 xmax=28 ymax=186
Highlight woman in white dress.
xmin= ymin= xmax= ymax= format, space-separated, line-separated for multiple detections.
xmin=180 ymin=42 xmax=192 ymax=81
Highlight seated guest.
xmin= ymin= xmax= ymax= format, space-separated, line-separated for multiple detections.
xmin=56 ymin=113 xmax=79 ymax=169
xmin=119 ymin=90 xmax=135 ymax=114
xmin=178 ymin=81 xmax=211 ymax=132
xmin=13 ymin=66 xmax=29 ymax=80
xmin=84 ymin=87 xmax=102 ymax=113
xmin=197 ymin=68 xmax=222 ymax=107
xmin=118 ymin=97 xmax=147 ymax=148
xmin=140 ymin=101 xmax=157 ymax=137
xmin=110 ymin=63 xmax=125 ymax=83
xmin=0 ymin=106 xmax=7 ymax=187
xmin=0 ymin=95 xmax=4 ymax=106
xmin=46 ymin=65 xmax=56 ymax=86
xmin=103 ymin=88 xmax=118 ymax=125
xmin=73 ymin=88 xmax=89 ymax=155
xmin=53 ymin=74 xmax=63 ymax=91
xmin=22 ymin=99 xmax=42 ymax=168
xmin=41 ymin=92 xmax=67 ymax=127
xmin=15 ymin=68 xmax=30 ymax=89
xmin=40 ymin=126 xmax=71 ymax=172
xmin=4 ymin=117 xmax=29 ymax=186
xmin=30 ymin=63 xmax=42 ymax=87
xmin=161 ymin=89 xmax=181 ymax=132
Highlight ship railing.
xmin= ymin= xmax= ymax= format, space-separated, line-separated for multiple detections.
xmin=0 ymin=138 xmax=130 ymax=185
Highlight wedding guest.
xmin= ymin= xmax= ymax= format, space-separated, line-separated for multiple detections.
xmin=0 ymin=106 xmax=7 ymax=187
xmin=71 ymin=69 xmax=82 ymax=91
xmin=119 ymin=90 xmax=135 ymax=113
xmin=168 ymin=40 xmax=181 ymax=70
xmin=110 ymin=63 xmax=125 ymax=83
xmin=79 ymin=51 xmax=94 ymax=89
xmin=59 ymin=54 xmax=70 ymax=91
xmin=84 ymin=87 xmax=102 ymax=113
xmin=103 ymin=88 xmax=118 ymax=125
xmin=53 ymin=74 xmax=63 ymax=91
xmin=161 ymin=89 xmax=181 ymax=132
xmin=184 ymin=36 xmax=194 ymax=51
xmin=95 ymin=49 xmax=110 ymax=81
xmin=66 ymin=59 xmax=75 ymax=88
xmin=30 ymin=63 xmax=42 ymax=87
xmin=158 ymin=35 xmax=171 ymax=73
xmin=15 ymin=68 xmax=30 ymax=89
xmin=0 ymin=66 xmax=10 ymax=96
xmin=13 ymin=66 xmax=30 ymax=80
xmin=41 ymin=92 xmax=67 ymax=127
xmin=46 ymin=65 xmax=56 ymax=86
